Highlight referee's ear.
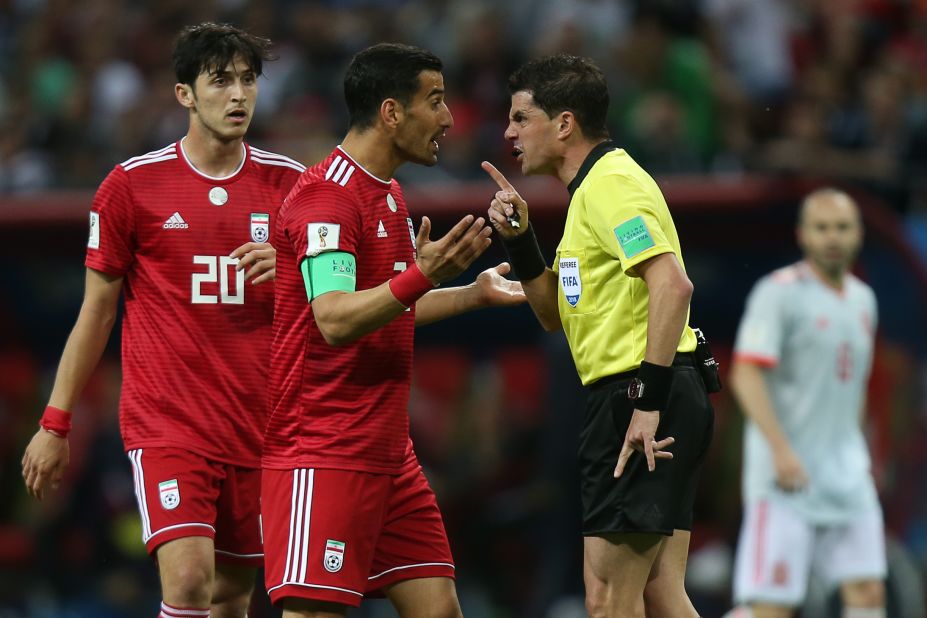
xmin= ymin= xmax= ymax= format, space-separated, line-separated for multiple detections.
xmin=557 ymin=110 xmax=577 ymax=141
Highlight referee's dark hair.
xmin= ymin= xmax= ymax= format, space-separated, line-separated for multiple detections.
xmin=345 ymin=43 xmax=443 ymax=131
xmin=172 ymin=22 xmax=275 ymax=88
xmin=508 ymin=54 xmax=610 ymax=140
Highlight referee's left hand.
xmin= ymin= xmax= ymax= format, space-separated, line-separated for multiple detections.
xmin=614 ymin=409 xmax=675 ymax=478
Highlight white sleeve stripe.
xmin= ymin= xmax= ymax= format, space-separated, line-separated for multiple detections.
xmin=250 ymin=147 xmax=305 ymax=166
xmin=120 ymin=144 xmax=175 ymax=167
xmin=325 ymin=156 xmax=343 ymax=180
xmin=338 ymin=165 xmax=355 ymax=186
xmin=251 ymin=156 xmax=306 ymax=172
xmin=331 ymin=159 xmax=350 ymax=184
xmin=123 ymin=153 xmax=178 ymax=171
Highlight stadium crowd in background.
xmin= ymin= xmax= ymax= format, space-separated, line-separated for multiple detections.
xmin=2 ymin=0 xmax=927 ymax=214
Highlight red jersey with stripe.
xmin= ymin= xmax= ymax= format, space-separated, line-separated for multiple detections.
xmin=264 ymin=146 xmax=417 ymax=474
xmin=85 ymin=140 xmax=304 ymax=467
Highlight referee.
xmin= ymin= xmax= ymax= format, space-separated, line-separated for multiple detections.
xmin=483 ymin=54 xmax=713 ymax=618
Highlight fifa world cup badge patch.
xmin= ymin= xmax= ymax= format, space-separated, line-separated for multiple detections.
xmin=306 ymin=223 xmax=340 ymax=256
xmin=159 ymin=479 xmax=180 ymax=510
xmin=88 ymin=211 xmax=100 ymax=249
xmin=324 ymin=539 xmax=346 ymax=573
xmin=558 ymin=256 xmax=582 ymax=307
xmin=250 ymin=213 xmax=269 ymax=242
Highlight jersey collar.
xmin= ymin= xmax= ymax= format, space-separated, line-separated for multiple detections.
xmin=568 ymin=140 xmax=616 ymax=198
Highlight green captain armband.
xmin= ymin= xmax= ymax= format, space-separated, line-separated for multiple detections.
xmin=300 ymin=251 xmax=357 ymax=302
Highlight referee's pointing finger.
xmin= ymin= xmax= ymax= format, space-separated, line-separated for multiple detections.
xmin=481 ymin=161 xmax=515 ymax=192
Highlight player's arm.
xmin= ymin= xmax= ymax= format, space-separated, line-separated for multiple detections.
xmin=614 ymin=252 xmax=689 ymax=477
xmin=22 ymin=267 xmax=123 ymax=500
xmin=414 ymin=262 xmax=525 ymax=326
xmin=311 ymin=215 xmax=492 ymax=346
xmin=482 ymin=161 xmax=561 ymax=331
xmin=730 ymin=359 xmax=808 ymax=491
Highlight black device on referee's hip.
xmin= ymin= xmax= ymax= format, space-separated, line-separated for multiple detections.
xmin=692 ymin=327 xmax=722 ymax=393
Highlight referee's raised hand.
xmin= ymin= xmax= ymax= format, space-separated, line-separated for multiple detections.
xmin=482 ymin=161 xmax=529 ymax=240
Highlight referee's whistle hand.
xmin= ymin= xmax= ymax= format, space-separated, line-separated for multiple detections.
xmin=481 ymin=161 xmax=528 ymax=239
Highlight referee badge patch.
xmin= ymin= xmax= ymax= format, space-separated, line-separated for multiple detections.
xmin=559 ymin=256 xmax=582 ymax=307
xmin=614 ymin=216 xmax=655 ymax=258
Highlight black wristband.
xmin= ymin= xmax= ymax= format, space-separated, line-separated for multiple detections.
xmin=500 ymin=223 xmax=546 ymax=281
xmin=628 ymin=361 xmax=674 ymax=411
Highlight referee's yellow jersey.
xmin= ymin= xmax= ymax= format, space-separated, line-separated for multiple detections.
xmin=553 ymin=142 xmax=697 ymax=385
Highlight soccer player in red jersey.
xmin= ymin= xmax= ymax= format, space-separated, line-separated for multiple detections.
xmin=21 ymin=23 xmax=304 ymax=618
xmin=262 ymin=43 xmax=524 ymax=617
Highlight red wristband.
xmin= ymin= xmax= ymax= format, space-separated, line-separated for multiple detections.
xmin=388 ymin=264 xmax=436 ymax=307
xmin=40 ymin=405 xmax=72 ymax=438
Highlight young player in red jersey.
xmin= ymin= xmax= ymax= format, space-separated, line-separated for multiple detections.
xmin=262 ymin=43 xmax=524 ymax=617
xmin=21 ymin=23 xmax=304 ymax=618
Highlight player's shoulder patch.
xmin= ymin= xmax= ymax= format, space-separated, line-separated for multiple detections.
xmin=306 ymin=223 xmax=341 ymax=256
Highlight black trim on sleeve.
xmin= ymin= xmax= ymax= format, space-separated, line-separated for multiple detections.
xmin=567 ymin=140 xmax=617 ymax=198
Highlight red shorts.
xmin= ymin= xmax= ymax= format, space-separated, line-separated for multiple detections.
xmin=262 ymin=449 xmax=455 ymax=607
xmin=127 ymin=447 xmax=262 ymax=566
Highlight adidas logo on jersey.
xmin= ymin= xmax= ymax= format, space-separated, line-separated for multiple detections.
xmin=163 ymin=212 xmax=189 ymax=229
xmin=377 ymin=220 xmax=388 ymax=238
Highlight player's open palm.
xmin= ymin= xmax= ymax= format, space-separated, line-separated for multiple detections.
xmin=22 ymin=429 xmax=69 ymax=501
xmin=416 ymin=215 xmax=492 ymax=284
xmin=475 ymin=262 xmax=526 ymax=307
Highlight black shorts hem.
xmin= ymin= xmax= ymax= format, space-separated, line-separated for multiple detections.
xmin=582 ymin=527 xmax=674 ymax=537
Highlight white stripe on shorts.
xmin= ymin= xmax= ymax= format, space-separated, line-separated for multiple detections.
xmin=127 ymin=449 xmax=152 ymax=540
xmin=283 ymin=468 xmax=315 ymax=584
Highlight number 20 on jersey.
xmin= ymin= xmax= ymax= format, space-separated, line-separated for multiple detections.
xmin=191 ymin=255 xmax=245 ymax=304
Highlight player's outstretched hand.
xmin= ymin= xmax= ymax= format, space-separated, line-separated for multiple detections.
xmin=614 ymin=409 xmax=675 ymax=478
xmin=474 ymin=262 xmax=526 ymax=307
xmin=231 ymin=242 xmax=276 ymax=285
xmin=482 ymin=161 xmax=529 ymax=240
xmin=416 ymin=215 xmax=492 ymax=285
xmin=22 ymin=428 xmax=69 ymax=501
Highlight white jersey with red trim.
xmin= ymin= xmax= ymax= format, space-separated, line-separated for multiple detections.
xmin=733 ymin=261 xmax=879 ymax=523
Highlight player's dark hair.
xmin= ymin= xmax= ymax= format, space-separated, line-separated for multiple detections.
xmin=344 ymin=43 xmax=443 ymax=130
xmin=172 ymin=22 xmax=275 ymax=87
xmin=508 ymin=54 xmax=610 ymax=140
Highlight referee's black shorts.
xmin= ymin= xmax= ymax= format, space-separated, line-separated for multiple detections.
xmin=579 ymin=354 xmax=714 ymax=536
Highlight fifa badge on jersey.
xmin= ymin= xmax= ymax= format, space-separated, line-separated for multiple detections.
xmin=559 ymin=256 xmax=582 ymax=307
xmin=323 ymin=539 xmax=345 ymax=573
xmin=306 ymin=223 xmax=340 ymax=256
xmin=250 ymin=213 xmax=269 ymax=243
xmin=158 ymin=479 xmax=181 ymax=510
xmin=88 ymin=211 xmax=100 ymax=249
